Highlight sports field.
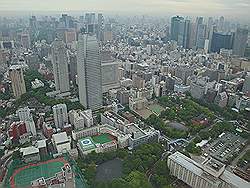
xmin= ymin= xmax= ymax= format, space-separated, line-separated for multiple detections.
xmin=148 ymin=104 xmax=165 ymax=115
xmin=92 ymin=133 xmax=113 ymax=144
xmin=10 ymin=158 xmax=67 ymax=188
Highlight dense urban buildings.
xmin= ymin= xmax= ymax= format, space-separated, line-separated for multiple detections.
xmin=0 ymin=4 xmax=249 ymax=188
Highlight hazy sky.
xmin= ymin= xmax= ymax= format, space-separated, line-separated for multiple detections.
xmin=1 ymin=0 xmax=250 ymax=18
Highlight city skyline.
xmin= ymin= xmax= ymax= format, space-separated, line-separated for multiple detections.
xmin=1 ymin=0 xmax=250 ymax=20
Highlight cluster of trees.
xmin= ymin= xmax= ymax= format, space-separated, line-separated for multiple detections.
xmin=77 ymin=143 xmax=173 ymax=188
xmin=159 ymin=96 xmax=214 ymax=124
xmin=93 ymin=171 xmax=152 ymax=188
xmin=198 ymin=121 xmax=234 ymax=140
xmin=150 ymin=160 xmax=173 ymax=188
xmin=185 ymin=141 xmax=202 ymax=155
xmin=123 ymin=143 xmax=163 ymax=174
xmin=190 ymin=95 xmax=248 ymax=121
xmin=146 ymin=114 xmax=187 ymax=139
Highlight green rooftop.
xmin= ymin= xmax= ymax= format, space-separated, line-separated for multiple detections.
xmin=92 ymin=133 xmax=113 ymax=144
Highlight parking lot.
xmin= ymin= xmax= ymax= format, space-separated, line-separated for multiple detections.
xmin=204 ymin=132 xmax=247 ymax=163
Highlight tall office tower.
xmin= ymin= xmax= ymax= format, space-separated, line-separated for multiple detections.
xmin=29 ymin=16 xmax=37 ymax=41
xmin=85 ymin=13 xmax=96 ymax=33
xmin=101 ymin=51 xmax=120 ymax=93
xmin=188 ymin=22 xmax=196 ymax=49
xmin=68 ymin=52 xmax=77 ymax=84
xmin=208 ymin=25 xmax=217 ymax=52
xmin=178 ymin=19 xmax=190 ymax=48
xmin=21 ymin=33 xmax=31 ymax=49
xmin=9 ymin=65 xmax=26 ymax=98
xmin=52 ymin=104 xmax=68 ymax=129
xmin=196 ymin=24 xmax=206 ymax=49
xmin=211 ymin=32 xmax=233 ymax=53
xmin=233 ymin=28 xmax=248 ymax=57
xmin=170 ymin=16 xmax=184 ymax=42
xmin=77 ymin=33 xmax=103 ymax=110
xmin=29 ymin=16 xmax=37 ymax=30
xmin=103 ymin=23 xmax=113 ymax=42
xmin=97 ymin=13 xmax=104 ymax=41
xmin=51 ymin=38 xmax=70 ymax=93
xmin=194 ymin=17 xmax=203 ymax=46
xmin=206 ymin=17 xmax=213 ymax=38
xmin=60 ymin=14 xmax=72 ymax=28
xmin=218 ymin=16 xmax=225 ymax=32
xmin=17 ymin=107 xmax=36 ymax=136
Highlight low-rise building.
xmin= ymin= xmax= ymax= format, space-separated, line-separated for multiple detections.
xmin=20 ymin=146 xmax=40 ymax=163
xmin=168 ymin=151 xmax=249 ymax=188
xmin=52 ymin=132 xmax=71 ymax=154
xmin=31 ymin=79 xmax=44 ymax=89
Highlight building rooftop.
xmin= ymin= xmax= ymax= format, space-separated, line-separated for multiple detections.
xmin=52 ymin=132 xmax=69 ymax=145
xmin=169 ymin=152 xmax=250 ymax=188
xmin=21 ymin=146 xmax=39 ymax=156
xmin=78 ymin=137 xmax=96 ymax=151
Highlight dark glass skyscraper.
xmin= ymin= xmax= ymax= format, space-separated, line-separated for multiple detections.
xmin=171 ymin=16 xmax=184 ymax=41
xmin=233 ymin=28 xmax=248 ymax=57
xmin=211 ymin=32 xmax=233 ymax=53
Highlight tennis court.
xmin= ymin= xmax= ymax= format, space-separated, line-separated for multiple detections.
xmin=10 ymin=158 xmax=67 ymax=188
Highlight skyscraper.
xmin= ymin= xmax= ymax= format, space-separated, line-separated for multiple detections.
xmin=51 ymin=38 xmax=70 ymax=93
xmin=218 ymin=16 xmax=225 ymax=32
xmin=194 ymin=17 xmax=204 ymax=47
xmin=170 ymin=16 xmax=184 ymax=42
xmin=178 ymin=19 xmax=190 ymax=49
xmin=196 ymin=24 xmax=206 ymax=49
xmin=9 ymin=65 xmax=26 ymax=98
xmin=77 ymin=33 xmax=102 ymax=110
xmin=97 ymin=13 xmax=104 ymax=41
xmin=233 ymin=28 xmax=248 ymax=57
xmin=101 ymin=51 xmax=120 ymax=92
xmin=211 ymin=32 xmax=233 ymax=53
xmin=52 ymin=104 xmax=68 ymax=129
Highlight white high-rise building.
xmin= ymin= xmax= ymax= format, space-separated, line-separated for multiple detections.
xmin=69 ymin=109 xmax=94 ymax=130
xmin=17 ymin=107 xmax=36 ymax=136
xmin=9 ymin=65 xmax=26 ymax=98
xmin=51 ymin=38 xmax=70 ymax=93
xmin=77 ymin=33 xmax=102 ymax=110
xmin=52 ymin=104 xmax=68 ymax=129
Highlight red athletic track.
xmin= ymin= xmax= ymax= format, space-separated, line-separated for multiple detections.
xmin=10 ymin=157 xmax=67 ymax=188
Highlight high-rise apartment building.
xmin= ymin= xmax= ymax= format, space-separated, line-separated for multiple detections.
xmin=233 ymin=28 xmax=248 ymax=57
xmin=52 ymin=104 xmax=68 ymax=129
xmin=51 ymin=38 xmax=70 ymax=93
xmin=9 ymin=65 xmax=26 ymax=98
xmin=17 ymin=107 xmax=36 ymax=136
xmin=77 ymin=33 xmax=102 ymax=110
